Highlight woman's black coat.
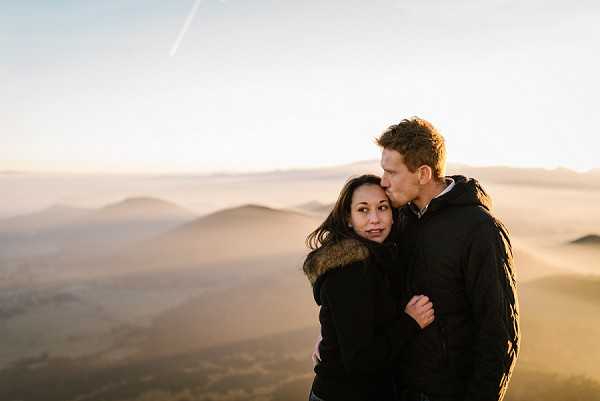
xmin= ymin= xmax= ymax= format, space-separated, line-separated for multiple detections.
xmin=304 ymin=238 xmax=420 ymax=401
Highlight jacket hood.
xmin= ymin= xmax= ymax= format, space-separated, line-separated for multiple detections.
xmin=427 ymin=175 xmax=492 ymax=213
xmin=303 ymin=238 xmax=369 ymax=286
xmin=303 ymin=238 xmax=370 ymax=304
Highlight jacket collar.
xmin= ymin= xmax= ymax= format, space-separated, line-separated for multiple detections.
xmin=303 ymin=238 xmax=369 ymax=286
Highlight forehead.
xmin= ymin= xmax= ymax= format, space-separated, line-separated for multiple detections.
xmin=381 ymin=148 xmax=406 ymax=170
xmin=351 ymin=184 xmax=387 ymax=204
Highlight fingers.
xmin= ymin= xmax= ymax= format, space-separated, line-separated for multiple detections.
xmin=415 ymin=296 xmax=430 ymax=307
xmin=415 ymin=304 xmax=435 ymax=329
xmin=312 ymin=332 xmax=322 ymax=366
xmin=419 ymin=310 xmax=435 ymax=327
xmin=311 ymin=348 xmax=321 ymax=366
xmin=414 ymin=302 xmax=433 ymax=316
xmin=406 ymin=295 xmax=436 ymax=329
xmin=407 ymin=295 xmax=421 ymax=306
xmin=421 ymin=315 xmax=435 ymax=328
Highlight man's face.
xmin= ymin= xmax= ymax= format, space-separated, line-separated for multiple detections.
xmin=380 ymin=148 xmax=420 ymax=208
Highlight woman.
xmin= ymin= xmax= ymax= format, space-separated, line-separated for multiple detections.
xmin=303 ymin=174 xmax=434 ymax=401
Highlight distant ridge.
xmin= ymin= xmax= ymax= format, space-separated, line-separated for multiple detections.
xmin=2 ymin=203 xmax=90 ymax=220
xmin=0 ymin=197 xmax=192 ymax=227
xmin=570 ymin=234 xmax=600 ymax=245
xmin=97 ymin=197 xmax=193 ymax=217
xmin=200 ymin=161 xmax=600 ymax=190
xmin=513 ymin=247 xmax=565 ymax=282
xmin=524 ymin=274 xmax=600 ymax=305
xmin=208 ymin=203 xmax=278 ymax=214
xmin=294 ymin=201 xmax=333 ymax=215
xmin=0 ymin=197 xmax=197 ymax=260
xmin=0 ymin=204 xmax=91 ymax=234
xmin=108 ymin=203 xmax=321 ymax=273
xmin=44 ymin=204 xmax=88 ymax=213
xmin=163 ymin=203 xmax=315 ymax=237
xmin=55 ymin=197 xmax=196 ymax=250
xmin=192 ymin=203 xmax=310 ymax=223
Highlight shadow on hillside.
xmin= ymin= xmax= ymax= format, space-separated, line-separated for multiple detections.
xmin=2 ymin=326 xmax=599 ymax=401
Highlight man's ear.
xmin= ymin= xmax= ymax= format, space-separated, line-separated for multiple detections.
xmin=416 ymin=165 xmax=433 ymax=185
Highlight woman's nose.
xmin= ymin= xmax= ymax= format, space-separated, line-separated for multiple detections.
xmin=368 ymin=211 xmax=380 ymax=223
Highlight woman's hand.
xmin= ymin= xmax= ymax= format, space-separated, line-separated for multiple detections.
xmin=404 ymin=295 xmax=435 ymax=329
xmin=311 ymin=332 xmax=322 ymax=366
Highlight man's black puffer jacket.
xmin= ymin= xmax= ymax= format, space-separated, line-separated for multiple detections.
xmin=392 ymin=175 xmax=520 ymax=401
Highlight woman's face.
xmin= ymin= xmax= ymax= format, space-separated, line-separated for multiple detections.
xmin=349 ymin=184 xmax=393 ymax=243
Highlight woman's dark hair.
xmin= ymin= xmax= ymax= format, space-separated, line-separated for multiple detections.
xmin=306 ymin=174 xmax=389 ymax=251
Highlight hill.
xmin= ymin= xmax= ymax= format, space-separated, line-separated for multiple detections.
xmin=1 ymin=198 xmax=195 ymax=262
xmin=108 ymin=204 xmax=321 ymax=274
xmin=523 ymin=274 xmax=600 ymax=305
xmin=0 ymin=204 xmax=91 ymax=235
xmin=513 ymin=246 xmax=565 ymax=282
xmin=57 ymin=197 xmax=195 ymax=253
xmin=518 ymin=273 xmax=600 ymax=379
xmin=0 ymin=205 xmax=91 ymax=258
xmin=293 ymin=201 xmax=333 ymax=216
xmin=3 ymin=326 xmax=600 ymax=401
xmin=570 ymin=234 xmax=600 ymax=246
xmin=136 ymin=267 xmax=316 ymax=357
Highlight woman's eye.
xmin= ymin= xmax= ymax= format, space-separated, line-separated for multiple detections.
xmin=358 ymin=208 xmax=368 ymax=213
xmin=379 ymin=205 xmax=389 ymax=211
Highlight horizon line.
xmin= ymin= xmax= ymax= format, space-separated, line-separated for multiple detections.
xmin=2 ymin=160 xmax=599 ymax=177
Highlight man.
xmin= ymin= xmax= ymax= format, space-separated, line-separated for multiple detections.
xmin=377 ymin=117 xmax=519 ymax=401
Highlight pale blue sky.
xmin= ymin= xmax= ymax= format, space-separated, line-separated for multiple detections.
xmin=3 ymin=0 xmax=600 ymax=173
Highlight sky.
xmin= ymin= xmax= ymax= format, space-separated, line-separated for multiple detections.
xmin=3 ymin=0 xmax=600 ymax=174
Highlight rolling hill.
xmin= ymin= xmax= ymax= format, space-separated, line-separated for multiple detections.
xmin=570 ymin=234 xmax=600 ymax=246
xmin=0 ymin=204 xmax=91 ymax=235
xmin=0 ymin=205 xmax=91 ymax=259
xmin=108 ymin=204 xmax=321 ymax=274
xmin=0 ymin=198 xmax=195 ymax=262
xmin=136 ymin=268 xmax=317 ymax=357
xmin=512 ymin=246 xmax=565 ymax=282
xmin=518 ymin=273 xmax=600 ymax=379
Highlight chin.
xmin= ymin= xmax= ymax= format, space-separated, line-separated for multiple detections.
xmin=390 ymin=199 xmax=407 ymax=208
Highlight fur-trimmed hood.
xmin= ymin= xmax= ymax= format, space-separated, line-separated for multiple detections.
xmin=303 ymin=238 xmax=371 ymax=304
xmin=303 ymin=239 xmax=370 ymax=285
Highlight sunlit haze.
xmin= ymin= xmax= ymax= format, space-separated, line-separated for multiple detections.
xmin=3 ymin=0 xmax=600 ymax=173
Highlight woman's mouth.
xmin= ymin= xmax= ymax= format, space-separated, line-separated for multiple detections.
xmin=366 ymin=228 xmax=384 ymax=235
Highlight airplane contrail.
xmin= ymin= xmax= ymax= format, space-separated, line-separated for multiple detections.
xmin=170 ymin=0 xmax=203 ymax=57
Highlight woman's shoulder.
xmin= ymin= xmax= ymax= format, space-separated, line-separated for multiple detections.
xmin=303 ymin=239 xmax=371 ymax=286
